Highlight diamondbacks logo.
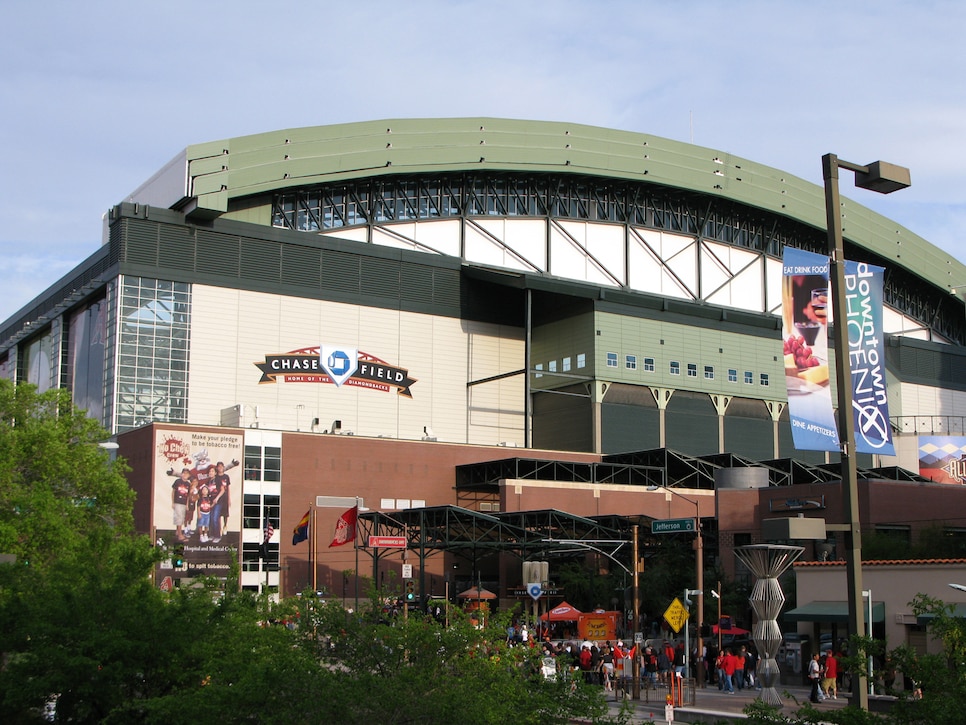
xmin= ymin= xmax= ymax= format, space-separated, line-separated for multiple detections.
xmin=254 ymin=345 xmax=416 ymax=397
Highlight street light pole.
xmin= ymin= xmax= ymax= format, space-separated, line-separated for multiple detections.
xmin=822 ymin=153 xmax=910 ymax=711
xmin=649 ymin=485 xmax=704 ymax=684
xmin=862 ymin=589 xmax=874 ymax=696
xmin=632 ymin=524 xmax=641 ymax=700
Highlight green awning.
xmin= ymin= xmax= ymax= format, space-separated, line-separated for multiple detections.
xmin=916 ymin=603 xmax=966 ymax=626
xmin=784 ymin=600 xmax=885 ymax=624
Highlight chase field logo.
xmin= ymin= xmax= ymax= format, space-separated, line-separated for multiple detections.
xmin=254 ymin=345 xmax=416 ymax=398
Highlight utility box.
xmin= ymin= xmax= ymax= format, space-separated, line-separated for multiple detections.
xmin=762 ymin=517 xmax=826 ymax=541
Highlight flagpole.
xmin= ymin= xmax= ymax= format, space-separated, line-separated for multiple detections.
xmin=354 ymin=497 xmax=360 ymax=613
xmin=264 ymin=518 xmax=270 ymax=592
xmin=311 ymin=506 xmax=317 ymax=593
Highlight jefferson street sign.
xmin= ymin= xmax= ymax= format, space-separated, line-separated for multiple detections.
xmin=651 ymin=517 xmax=696 ymax=534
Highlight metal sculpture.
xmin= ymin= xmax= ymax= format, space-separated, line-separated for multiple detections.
xmin=734 ymin=544 xmax=804 ymax=708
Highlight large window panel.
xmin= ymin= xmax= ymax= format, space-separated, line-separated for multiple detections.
xmin=113 ymin=276 xmax=190 ymax=432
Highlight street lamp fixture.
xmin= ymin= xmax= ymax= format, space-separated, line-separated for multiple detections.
xmin=648 ymin=484 xmax=704 ymax=684
xmin=823 ymin=153 xmax=910 ymax=711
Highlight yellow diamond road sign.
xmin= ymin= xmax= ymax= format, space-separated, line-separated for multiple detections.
xmin=663 ymin=597 xmax=690 ymax=634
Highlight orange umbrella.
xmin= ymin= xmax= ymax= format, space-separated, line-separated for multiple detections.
xmin=457 ymin=586 xmax=497 ymax=600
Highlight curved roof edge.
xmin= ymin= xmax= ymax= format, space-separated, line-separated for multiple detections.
xmin=127 ymin=117 xmax=966 ymax=292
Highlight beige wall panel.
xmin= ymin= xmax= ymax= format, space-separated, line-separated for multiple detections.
xmin=187 ymin=285 xmax=523 ymax=444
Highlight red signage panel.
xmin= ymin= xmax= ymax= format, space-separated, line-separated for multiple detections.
xmin=368 ymin=535 xmax=407 ymax=548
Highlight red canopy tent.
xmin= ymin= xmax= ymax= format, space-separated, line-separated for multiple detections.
xmin=539 ymin=602 xmax=582 ymax=622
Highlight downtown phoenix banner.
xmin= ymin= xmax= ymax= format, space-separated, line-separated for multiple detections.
xmin=844 ymin=259 xmax=894 ymax=455
xmin=781 ymin=247 xmax=894 ymax=455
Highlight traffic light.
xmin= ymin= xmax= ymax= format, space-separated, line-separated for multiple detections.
xmin=404 ymin=579 xmax=416 ymax=602
xmin=173 ymin=544 xmax=185 ymax=569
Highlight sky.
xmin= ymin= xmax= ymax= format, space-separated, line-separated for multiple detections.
xmin=2 ymin=1 xmax=964 ymax=323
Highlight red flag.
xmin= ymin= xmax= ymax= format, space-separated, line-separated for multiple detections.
xmin=328 ymin=506 xmax=358 ymax=548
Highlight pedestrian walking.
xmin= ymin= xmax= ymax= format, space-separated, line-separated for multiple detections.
xmin=808 ymin=652 xmax=823 ymax=703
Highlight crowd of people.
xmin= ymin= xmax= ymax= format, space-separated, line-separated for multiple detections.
xmin=808 ymin=649 xmax=839 ymax=702
xmin=712 ymin=644 xmax=759 ymax=693
xmin=506 ymin=627 xmax=761 ymax=695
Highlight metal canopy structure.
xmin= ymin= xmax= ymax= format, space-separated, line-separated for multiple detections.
xmin=456 ymin=447 xmax=930 ymax=493
xmin=817 ymin=463 xmax=932 ymax=483
xmin=357 ymin=506 xmax=649 ymax=596
xmin=603 ymin=448 xmax=720 ymax=489
xmin=455 ymin=458 xmax=665 ymax=491
xmin=358 ymin=505 xmax=637 ymax=560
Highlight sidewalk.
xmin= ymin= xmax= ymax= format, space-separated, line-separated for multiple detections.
xmin=600 ymin=681 xmax=850 ymax=724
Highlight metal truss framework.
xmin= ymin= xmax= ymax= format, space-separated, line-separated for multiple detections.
xmin=455 ymin=447 xmax=932 ymax=492
xmin=272 ymin=172 xmax=964 ymax=344
xmin=356 ymin=450 xmax=930 ymax=598
xmin=357 ymin=506 xmax=650 ymax=595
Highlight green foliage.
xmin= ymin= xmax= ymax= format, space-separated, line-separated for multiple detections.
xmin=0 ymin=380 xmax=607 ymax=723
xmin=0 ymin=380 xmax=134 ymax=572
xmin=288 ymin=593 xmax=607 ymax=725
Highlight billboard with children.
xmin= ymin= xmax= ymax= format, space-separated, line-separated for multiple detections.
xmin=153 ymin=428 xmax=244 ymax=584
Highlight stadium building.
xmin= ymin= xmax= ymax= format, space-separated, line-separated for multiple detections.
xmin=4 ymin=119 xmax=966 ymax=624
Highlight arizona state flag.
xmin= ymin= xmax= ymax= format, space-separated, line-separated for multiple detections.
xmin=292 ymin=509 xmax=310 ymax=545
xmin=329 ymin=505 xmax=358 ymax=548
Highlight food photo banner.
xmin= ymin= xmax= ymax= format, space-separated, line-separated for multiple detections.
xmin=782 ymin=247 xmax=837 ymax=452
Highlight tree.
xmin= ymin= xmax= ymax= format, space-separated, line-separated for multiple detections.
xmin=0 ymin=381 xmax=134 ymax=571
xmin=0 ymin=381 xmax=610 ymax=723
xmin=0 ymin=380 xmax=156 ymax=720
xmin=287 ymin=594 xmax=607 ymax=725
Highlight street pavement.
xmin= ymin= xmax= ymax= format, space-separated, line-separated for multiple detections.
xmin=598 ymin=680 xmax=851 ymax=724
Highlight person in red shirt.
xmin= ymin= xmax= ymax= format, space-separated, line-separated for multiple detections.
xmin=822 ymin=649 xmax=838 ymax=699
xmin=579 ymin=644 xmax=593 ymax=683
xmin=734 ymin=645 xmax=746 ymax=690
xmin=721 ymin=648 xmax=737 ymax=693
